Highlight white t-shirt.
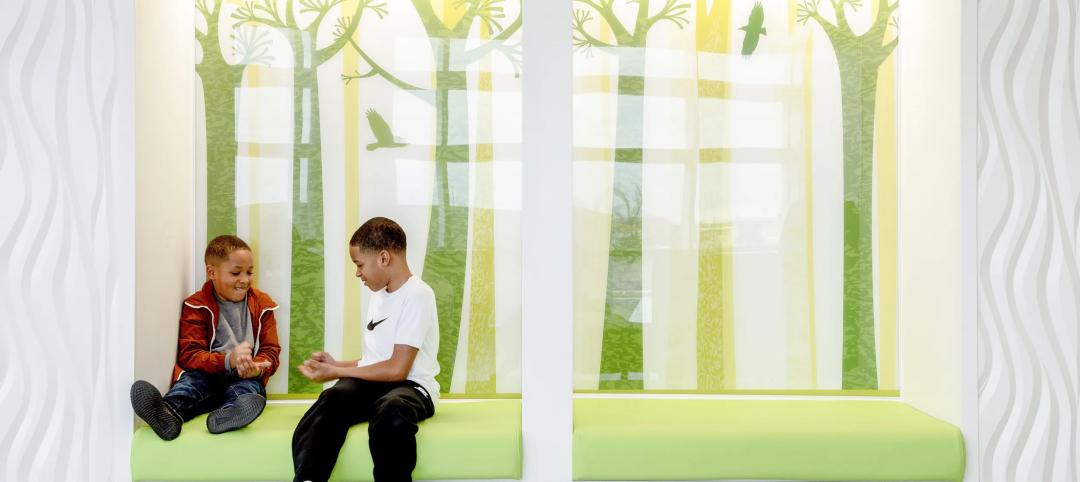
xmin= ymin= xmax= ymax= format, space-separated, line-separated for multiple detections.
xmin=358 ymin=275 xmax=441 ymax=404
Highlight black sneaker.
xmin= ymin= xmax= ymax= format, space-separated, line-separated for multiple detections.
xmin=206 ymin=393 xmax=266 ymax=434
xmin=130 ymin=380 xmax=182 ymax=441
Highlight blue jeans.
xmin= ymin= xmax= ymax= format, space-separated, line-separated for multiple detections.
xmin=163 ymin=370 xmax=265 ymax=422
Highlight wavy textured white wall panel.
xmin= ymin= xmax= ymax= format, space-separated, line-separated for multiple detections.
xmin=978 ymin=1 xmax=1080 ymax=481
xmin=0 ymin=0 xmax=134 ymax=480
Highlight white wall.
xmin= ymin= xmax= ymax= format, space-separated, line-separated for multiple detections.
xmin=0 ymin=0 xmax=135 ymax=480
xmin=976 ymin=1 xmax=1080 ymax=481
xmin=898 ymin=0 xmax=968 ymax=426
xmin=521 ymin=0 xmax=573 ymax=480
xmin=902 ymin=2 xmax=1080 ymax=481
xmin=133 ymin=0 xmax=195 ymax=392
xmin=897 ymin=1 xmax=979 ymax=479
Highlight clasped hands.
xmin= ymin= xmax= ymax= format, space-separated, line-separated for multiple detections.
xmin=298 ymin=351 xmax=340 ymax=383
xmin=229 ymin=342 xmax=271 ymax=379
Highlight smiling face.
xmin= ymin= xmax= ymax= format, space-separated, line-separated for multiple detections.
xmin=350 ymin=245 xmax=391 ymax=292
xmin=207 ymin=249 xmax=254 ymax=302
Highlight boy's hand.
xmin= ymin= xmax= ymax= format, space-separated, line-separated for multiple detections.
xmin=230 ymin=342 xmax=254 ymax=375
xmin=310 ymin=351 xmax=337 ymax=365
xmin=238 ymin=360 xmax=272 ymax=379
xmin=298 ymin=359 xmax=338 ymax=383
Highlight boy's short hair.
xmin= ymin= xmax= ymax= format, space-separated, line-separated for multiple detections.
xmin=350 ymin=217 xmax=407 ymax=253
xmin=204 ymin=235 xmax=251 ymax=265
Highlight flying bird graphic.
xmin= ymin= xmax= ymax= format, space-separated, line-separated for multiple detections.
xmin=739 ymin=2 xmax=767 ymax=57
xmin=365 ymin=109 xmax=407 ymax=151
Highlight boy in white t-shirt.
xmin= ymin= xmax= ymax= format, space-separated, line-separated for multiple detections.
xmin=292 ymin=217 xmax=440 ymax=482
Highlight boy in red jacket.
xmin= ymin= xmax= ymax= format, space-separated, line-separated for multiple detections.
xmin=130 ymin=235 xmax=281 ymax=440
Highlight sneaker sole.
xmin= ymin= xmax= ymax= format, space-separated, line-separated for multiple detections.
xmin=207 ymin=393 xmax=266 ymax=434
xmin=130 ymin=380 xmax=182 ymax=441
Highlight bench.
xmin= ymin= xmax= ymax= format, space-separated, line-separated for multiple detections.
xmin=131 ymin=399 xmax=521 ymax=481
xmin=132 ymin=397 xmax=964 ymax=481
xmin=573 ymin=398 xmax=965 ymax=481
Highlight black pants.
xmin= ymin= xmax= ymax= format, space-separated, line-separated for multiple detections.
xmin=292 ymin=378 xmax=435 ymax=482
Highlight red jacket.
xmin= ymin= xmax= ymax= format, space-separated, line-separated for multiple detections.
xmin=172 ymin=280 xmax=281 ymax=386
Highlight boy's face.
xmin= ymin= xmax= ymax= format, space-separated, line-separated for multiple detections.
xmin=349 ymin=245 xmax=391 ymax=292
xmin=206 ymin=249 xmax=254 ymax=302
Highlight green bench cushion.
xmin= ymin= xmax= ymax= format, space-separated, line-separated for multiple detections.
xmin=131 ymin=400 xmax=521 ymax=481
xmin=573 ymin=398 xmax=964 ymax=481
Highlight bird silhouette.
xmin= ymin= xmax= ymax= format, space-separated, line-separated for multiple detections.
xmin=365 ymin=109 xmax=407 ymax=151
xmin=739 ymin=2 xmax=766 ymax=57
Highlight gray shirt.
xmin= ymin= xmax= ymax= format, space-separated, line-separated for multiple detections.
xmin=211 ymin=293 xmax=253 ymax=371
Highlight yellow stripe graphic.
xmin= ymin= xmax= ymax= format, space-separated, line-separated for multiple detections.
xmin=342 ymin=0 xmax=363 ymax=360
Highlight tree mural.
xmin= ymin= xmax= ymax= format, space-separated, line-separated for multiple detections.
xmin=797 ymin=0 xmax=898 ymax=389
xmin=195 ymin=0 xmax=246 ymax=240
xmin=572 ymin=0 xmax=690 ymax=389
xmin=232 ymin=0 xmax=377 ymax=392
xmin=342 ymin=0 xmax=521 ymax=392
xmin=694 ymin=0 xmax=733 ymax=391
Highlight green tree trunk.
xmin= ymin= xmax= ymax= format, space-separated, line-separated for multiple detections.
xmin=598 ymin=58 xmax=645 ymax=390
xmin=196 ymin=7 xmax=242 ymax=241
xmin=839 ymin=57 xmax=878 ymax=389
xmin=287 ymin=31 xmax=326 ymax=394
xmin=424 ymin=38 xmax=470 ymax=392
xmin=800 ymin=0 xmax=897 ymax=391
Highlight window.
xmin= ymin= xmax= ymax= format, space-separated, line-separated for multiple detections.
xmin=194 ymin=0 xmax=523 ymax=396
xmin=571 ymin=0 xmax=899 ymax=393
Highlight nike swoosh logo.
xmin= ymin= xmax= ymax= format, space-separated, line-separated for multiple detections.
xmin=367 ymin=317 xmax=389 ymax=331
